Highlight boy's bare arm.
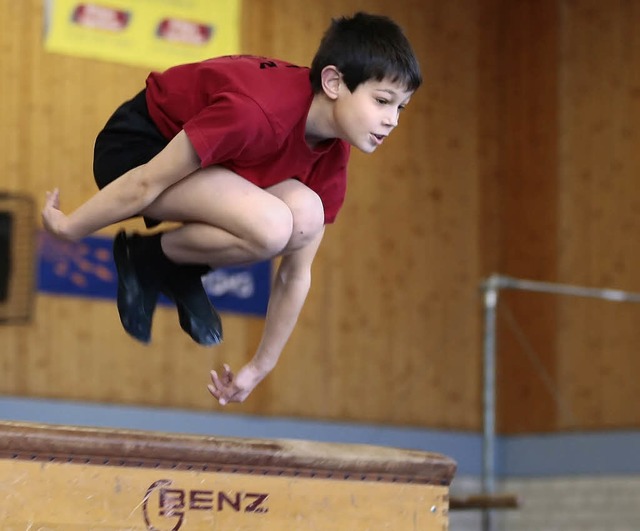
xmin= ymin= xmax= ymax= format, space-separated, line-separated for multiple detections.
xmin=42 ymin=130 xmax=201 ymax=241
xmin=208 ymin=227 xmax=325 ymax=405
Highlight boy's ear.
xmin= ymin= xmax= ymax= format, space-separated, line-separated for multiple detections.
xmin=320 ymin=65 xmax=342 ymax=100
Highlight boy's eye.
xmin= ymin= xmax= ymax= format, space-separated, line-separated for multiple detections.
xmin=375 ymin=98 xmax=389 ymax=105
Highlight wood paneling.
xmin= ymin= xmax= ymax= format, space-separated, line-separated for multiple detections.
xmin=556 ymin=0 xmax=640 ymax=430
xmin=484 ymin=0 xmax=640 ymax=433
xmin=494 ymin=0 xmax=561 ymax=433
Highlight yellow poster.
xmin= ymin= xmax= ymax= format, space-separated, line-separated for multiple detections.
xmin=43 ymin=0 xmax=241 ymax=70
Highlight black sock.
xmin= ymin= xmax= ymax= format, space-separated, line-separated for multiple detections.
xmin=166 ymin=263 xmax=212 ymax=297
xmin=132 ymin=233 xmax=212 ymax=289
xmin=130 ymin=232 xmax=176 ymax=288
xmin=178 ymin=264 xmax=211 ymax=277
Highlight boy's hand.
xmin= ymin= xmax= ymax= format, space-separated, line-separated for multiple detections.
xmin=42 ymin=188 xmax=72 ymax=240
xmin=208 ymin=362 xmax=266 ymax=405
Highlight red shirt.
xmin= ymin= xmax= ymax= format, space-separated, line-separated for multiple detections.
xmin=145 ymin=55 xmax=350 ymax=223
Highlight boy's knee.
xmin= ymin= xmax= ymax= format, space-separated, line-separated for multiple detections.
xmin=250 ymin=205 xmax=294 ymax=257
xmin=288 ymin=189 xmax=325 ymax=249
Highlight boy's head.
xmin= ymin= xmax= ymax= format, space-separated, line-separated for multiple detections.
xmin=310 ymin=12 xmax=422 ymax=94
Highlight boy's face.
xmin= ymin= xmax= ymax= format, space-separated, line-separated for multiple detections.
xmin=333 ymin=77 xmax=413 ymax=154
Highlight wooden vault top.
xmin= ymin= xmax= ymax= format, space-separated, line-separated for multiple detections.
xmin=0 ymin=420 xmax=457 ymax=486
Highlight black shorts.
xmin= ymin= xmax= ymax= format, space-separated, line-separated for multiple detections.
xmin=93 ymin=89 xmax=169 ymax=227
xmin=93 ymin=89 xmax=168 ymax=190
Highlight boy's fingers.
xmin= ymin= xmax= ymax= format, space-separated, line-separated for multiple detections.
xmin=209 ymin=369 xmax=234 ymax=405
xmin=45 ymin=189 xmax=60 ymax=208
xmin=207 ymin=384 xmax=227 ymax=406
xmin=210 ymin=370 xmax=223 ymax=388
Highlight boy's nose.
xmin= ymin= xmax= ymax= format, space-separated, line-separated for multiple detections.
xmin=383 ymin=113 xmax=398 ymax=127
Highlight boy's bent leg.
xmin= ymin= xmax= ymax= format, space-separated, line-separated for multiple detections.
xmin=153 ymin=180 xmax=321 ymax=346
xmin=143 ymin=167 xmax=294 ymax=265
xmin=122 ymin=167 xmax=293 ymax=344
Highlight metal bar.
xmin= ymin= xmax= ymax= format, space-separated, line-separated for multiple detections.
xmin=490 ymin=274 xmax=640 ymax=303
xmin=481 ymin=275 xmax=500 ymax=531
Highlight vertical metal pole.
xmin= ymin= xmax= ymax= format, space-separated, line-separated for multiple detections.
xmin=482 ymin=275 xmax=500 ymax=531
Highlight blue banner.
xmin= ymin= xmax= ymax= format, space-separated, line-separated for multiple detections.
xmin=37 ymin=232 xmax=270 ymax=317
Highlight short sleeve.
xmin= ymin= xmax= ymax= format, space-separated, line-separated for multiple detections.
xmin=183 ymin=92 xmax=276 ymax=167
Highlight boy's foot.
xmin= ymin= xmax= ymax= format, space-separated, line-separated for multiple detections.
xmin=161 ymin=265 xmax=223 ymax=346
xmin=112 ymin=231 xmax=158 ymax=343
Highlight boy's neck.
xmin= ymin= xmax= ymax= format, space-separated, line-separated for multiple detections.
xmin=304 ymin=93 xmax=337 ymax=148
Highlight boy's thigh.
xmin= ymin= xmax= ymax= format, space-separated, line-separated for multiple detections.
xmin=142 ymin=166 xmax=292 ymax=235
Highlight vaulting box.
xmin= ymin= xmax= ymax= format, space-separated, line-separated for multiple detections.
xmin=0 ymin=421 xmax=456 ymax=530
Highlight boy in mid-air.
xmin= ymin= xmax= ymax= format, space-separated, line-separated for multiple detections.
xmin=41 ymin=12 xmax=422 ymax=406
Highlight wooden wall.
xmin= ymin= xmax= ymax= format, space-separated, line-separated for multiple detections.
xmin=556 ymin=0 xmax=640 ymax=431
xmin=484 ymin=0 xmax=640 ymax=433
xmin=481 ymin=0 xmax=562 ymax=433
xmin=1 ymin=0 xmax=640 ymax=434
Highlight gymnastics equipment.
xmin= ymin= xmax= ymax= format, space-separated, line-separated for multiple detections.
xmin=480 ymin=273 xmax=640 ymax=530
xmin=0 ymin=420 xmax=456 ymax=530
